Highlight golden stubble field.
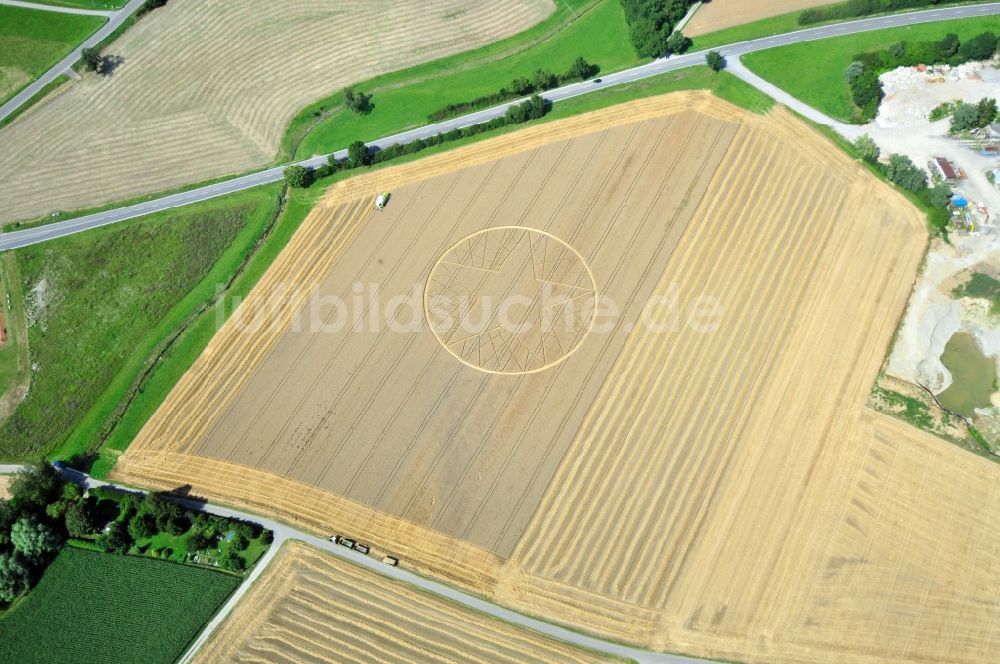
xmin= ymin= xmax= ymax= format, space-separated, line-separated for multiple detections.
xmin=113 ymin=92 xmax=1000 ymax=663
xmin=0 ymin=0 xmax=553 ymax=223
xmin=685 ymin=0 xmax=830 ymax=35
xmin=195 ymin=541 xmax=611 ymax=664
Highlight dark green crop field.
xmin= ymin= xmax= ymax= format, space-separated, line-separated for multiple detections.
xmin=0 ymin=546 xmax=239 ymax=663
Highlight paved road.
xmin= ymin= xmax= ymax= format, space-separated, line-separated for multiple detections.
xmin=3 ymin=2 xmax=1000 ymax=251
xmin=0 ymin=0 xmax=145 ymax=125
xmin=0 ymin=0 xmax=115 ymax=16
xmin=7 ymin=466 xmax=709 ymax=664
xmin=4 ymin=2 xmax=1000 ymax=251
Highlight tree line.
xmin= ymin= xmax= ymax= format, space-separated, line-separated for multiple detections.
xmin=852 ymin=135 xmax=953 ymax=234
xmin=426 ymin=57 xmax=597 ymax=123
xmin=0 ymin=463 xmax=268 ymax=603
xmin=284 ymin=94 xmax=551 ymax=189
xmin=846 ymin=32 xmax=999 ymax=122
xmin=621 ymin=0 xmax=696 ymax=58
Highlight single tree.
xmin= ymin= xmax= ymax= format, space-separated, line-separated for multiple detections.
xmin=81 ymin=47 xmax=102 ymax=72
xmin=507 ymin=76 xmax=533 ymax=95
xmin=230 ymin=532 xmax=249 ymax=551
xmin=9 ymin=462 xmax=64 ymax=509
xmin=97 ymin=521 xmax=132 ymax=555
xmin=853 ymin=134 xmax=880 ymax=163
xmin=219 ymin=549 xmax=245 ymax=572
xmin=128 ymin=512 xmax=157 ymax=540
xmin=845 ymin=61 xmax=865 ymax=85
xmin=950 ymin=102 xmax=980 ymax=133
xmin=666 ymin=31 xmax=692 ymax=55
xmin=885 ymin=153 xmax=927 ymax=192
xmin=11 ymin=517 xmax=61 ymax=562
xmin=283 ymin=165 xmax=312 ymax=188
xmin=188 ymin=531 xmax=210 ymax=551
xmin=939 ymin=33 xmax=960 ymax=58
xmin=342 ymin=87 xmax=373 ymax=114
xmin=0 ymin=553 xmax=30 ymax=602
xmin=706 ymin=51 xmax=726 ymax=72
xmin=0 ymin=502 xmax=15 ymax=551
xmin=347 ymin=141 xmax=370 ymax=168
xmin=929 ymin=183 xmax=953 ymax=208
xmin=565 ymin=56 xmax=597 ymax=81
xmin=977 ymin=97 xmax=998 ymax=127
xmin=532 ymin=68 xmax=558 ymax=91
xmin=64 ymin=500 xmax=99 ymax=538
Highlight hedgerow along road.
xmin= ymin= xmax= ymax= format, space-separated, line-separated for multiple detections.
xmin=2 ymin=2 xmax=998 ymax=252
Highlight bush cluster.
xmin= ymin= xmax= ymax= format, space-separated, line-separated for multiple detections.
xmin=621 ymin=0 xmax=696 ymax=58
xmin=427 ymin=57 xmax=596 ymax=123
xmin=800 ymin=0 xmax=969 ymax=25
xmin=0 ymin=463 xmax=268 ymax=604
xmin=948 ymin=97 xmax=998 ymax=133
xmin=845 ymin=32 xmax=998 ymax=121
xmin=287 ymin=94 xmax=551 ymax=189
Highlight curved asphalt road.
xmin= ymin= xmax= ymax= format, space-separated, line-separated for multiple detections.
xmin=3 ymin=2 xmax=1000 ymax=251
xmin=0 ymin=0 xmax=146 ymax=124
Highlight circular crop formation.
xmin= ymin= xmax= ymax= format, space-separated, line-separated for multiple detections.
xmin=425 ymin=226 xmax=597 ymax=374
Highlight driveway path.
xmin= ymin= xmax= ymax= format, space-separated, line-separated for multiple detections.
xmin=0 ymin=0 xmax=145 ymax=124
xmin=0 ymin=0 xmax=115 ymax=17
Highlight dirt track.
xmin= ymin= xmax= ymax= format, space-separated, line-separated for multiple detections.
xmin=685 ymin=0 xmax=829 ymax=35
xmin=0 ymin=0 xmax=552 ymax=223
xmin=194 ymin=541 xmax=610 ymax=664
xmin=113 ymin=92 xmax=1000 ymax=663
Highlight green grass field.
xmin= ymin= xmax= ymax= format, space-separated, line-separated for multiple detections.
xmin=33 ymin=0 xmax=126 ymax=9
xmin=0 ymin=547 xmax=239 ymax=664
xmin=689 ymin=0 xmax=1000 ymax=51
xmin=290 ymin=0 xmax=641 ymax=159
xmin=743 ymin=16 xmax=1000 ymax=121
xmin=0 ymin=5 xmax=103 ymax=105
xmin=0 ymin=187 xmax=282 ymax=462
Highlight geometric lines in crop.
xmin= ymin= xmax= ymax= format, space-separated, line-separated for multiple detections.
xmin=425 ymin=226 xmax=596 ymax=374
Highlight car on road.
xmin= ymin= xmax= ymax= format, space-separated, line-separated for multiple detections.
xmin=593 ymin=78 xmax=602 ymax=84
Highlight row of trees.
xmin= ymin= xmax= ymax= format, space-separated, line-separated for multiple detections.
xmin=845 ymin=32 xmax=999 ymax=122
xmin=427 ymin=57 xmax=597 ymax=123
xmin=853 ymin=135 xmax=953 ymax=233
xmin=621 ymin=0 xmax=696 ymax=58
xmin=0 ymin=463 xmax=268 ymax=601
xmin=284 ymin=94 xmax=552 ymax=189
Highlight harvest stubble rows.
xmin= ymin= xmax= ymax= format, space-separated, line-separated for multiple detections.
xmin=0 ymin=0 xmax=553 ymax=223
xmin=114 ymin=93 xmax=1000 ymax=664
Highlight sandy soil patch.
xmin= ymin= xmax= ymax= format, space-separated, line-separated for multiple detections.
xmin=113 ymin=93 xmax=1000 ymax=664
xmin=0 ymin=475 xmax=11 ymax=500
xmin=0 ymin=0 xmax=553 ymax=223
xmin=852 ymin=63 xmax=1000 ymax=409
xmin=685 ymin=0 xmax=829 ymax=36
xmin=194 ymin=541 xmax=610 ymax=664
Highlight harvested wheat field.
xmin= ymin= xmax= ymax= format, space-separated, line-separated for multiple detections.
xmin=114 ymin=91 xmax=1000 ymax=663
xmin=685 ymin=0 xmax=829 ymax=35
xmin=0 ymin=0 xmax=553 ymax=223
xmin=195 ymin=541 xmax=610 ymax=664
